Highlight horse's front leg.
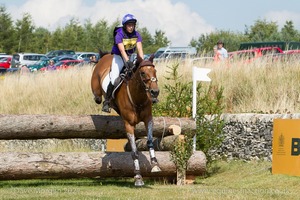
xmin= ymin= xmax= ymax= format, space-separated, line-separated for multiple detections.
xmin=126 ymin=124 xmax=144 ymax=187
xmin=146 ymin=118 xmax=161 ymax=172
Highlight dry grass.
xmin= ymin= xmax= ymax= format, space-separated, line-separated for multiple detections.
xmin=1 ymin=56 xmax=300 ymax=115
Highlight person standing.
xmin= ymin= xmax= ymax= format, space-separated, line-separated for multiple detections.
xmin=216 ymin=40 xmax=228 ymax=60
xmin=46 ymin=59 xmax=56 ymax=71
xmin=102 ymin=13 xmax=144 ymax=113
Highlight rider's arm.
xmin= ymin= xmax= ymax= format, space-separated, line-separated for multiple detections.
xmin=117 ymin=43 xmax=130 ymax=62
xmin=136 ymin=42 xmax=144 ymax=60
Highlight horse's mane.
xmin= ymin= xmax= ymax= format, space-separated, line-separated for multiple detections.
xmin=98 ymin=49 xmax=110 ymax=58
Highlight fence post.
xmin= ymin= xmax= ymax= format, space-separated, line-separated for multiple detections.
xmin=192 ymin=66 xmax=211 ymax=151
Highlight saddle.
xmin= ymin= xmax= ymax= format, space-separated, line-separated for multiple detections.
xmin=112 ymin=63 xmax=136 ymax=99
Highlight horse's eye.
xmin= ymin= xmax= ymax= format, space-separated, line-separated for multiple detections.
xmin=141 ymin=72 xmax=146 ymax=77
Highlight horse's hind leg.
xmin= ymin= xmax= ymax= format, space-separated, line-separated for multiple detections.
xmin=147 ymin=119 xmax=161 ymax=172
xmin=127 ymin=132 xmax=144 ymax=187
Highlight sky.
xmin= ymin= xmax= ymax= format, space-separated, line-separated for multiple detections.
xmin=1 ymin=0 xmax=300 ymax=46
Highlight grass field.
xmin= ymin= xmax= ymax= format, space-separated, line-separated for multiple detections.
xmin=0 ymin=160 xmax=298 ymax=200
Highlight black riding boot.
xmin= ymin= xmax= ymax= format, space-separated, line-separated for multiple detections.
xmin=102 ymin=82 xmax=114 ymax=113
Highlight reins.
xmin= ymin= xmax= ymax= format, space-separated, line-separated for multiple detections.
xmin=126 ymin=64 xmax=157 ymax=108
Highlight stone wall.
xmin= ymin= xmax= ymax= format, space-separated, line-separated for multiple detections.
xmin=212 ymin=113 xmax=300 ymax=161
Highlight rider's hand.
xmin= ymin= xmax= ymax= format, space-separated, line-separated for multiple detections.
xmin=126 ymin=60 xmax=134 ymax=70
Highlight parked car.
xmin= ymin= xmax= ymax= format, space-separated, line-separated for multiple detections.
xmin=12 ymin=53 xmax=47 ymax=68
xmin=40 ymin=60 xmax=83 ymax=71
xmin=51 ymin=55 xmax=77 ymax=62
xmin=45 ymin=50 xmax=76 ymax=58
xmin=0 ymin=57 xmax=12 ymax=69
xmin=228 ymin=47 xmax=284 ymax=62
xmin=74 ymin=52 xmax=98 ymax=61
xmin=27 ymin=58 xmax=50 ymax=72
xmin=0 ymin=54 xmax=12 ymax=60
xmin=283 ymin=49 xmax=300 ymax=55
xmin=153 ymin=46 xmax=197 ymax=62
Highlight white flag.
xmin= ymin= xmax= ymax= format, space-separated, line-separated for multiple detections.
xmin=192 ymin=67 xmax=211 ymax=118
xmin=193 ymin=67 xmax=211 ymax=82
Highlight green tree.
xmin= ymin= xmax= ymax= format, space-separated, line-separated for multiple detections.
xmin=31 ymin=27 xmax=51 ymax=53
xmin=280 ymin=20 xmax=299 ymax=42
xmin=152 ymin=30 xmax=170 ymax=52
xmin=15 ymin=13 xmax=35 ymax=52
xmin=49 ymin=27 xmax=63 ymax=50
xmin=61 ymin=18 xmax=85 ymax=51
xmin=138 ymin=27 xmax=154 ymax=54
xmin=82 ymin=19 xmax=95 ymax=52
xmin=0 ymin=5 xmax=15 ymax=54
xmin=246 ymin=19 xmax=280 ymax=41
xmin=92 ymin=19 xmax=116 ymax=52
xmin=190 ymin=30 xmax=247 ymax=54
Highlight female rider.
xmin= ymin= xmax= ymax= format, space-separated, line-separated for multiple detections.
xmin=102 ymin=13 xmax=144 ymax=113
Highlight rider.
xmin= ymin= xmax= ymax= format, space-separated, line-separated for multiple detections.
xmin=102 ymin=13 xmax=144 ymax=113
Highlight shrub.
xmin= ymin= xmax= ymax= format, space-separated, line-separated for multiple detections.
xmin=153 ymin=63 xmax=225 ymax=182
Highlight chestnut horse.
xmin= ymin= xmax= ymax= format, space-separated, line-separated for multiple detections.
xmin=91 ymin=53 xmax=160 ymax=186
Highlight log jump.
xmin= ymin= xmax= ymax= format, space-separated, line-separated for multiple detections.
xmin=0 ymin=114 xmax=195 ymax=140
xmin=0 ymin=151 xmax=206 ymax=180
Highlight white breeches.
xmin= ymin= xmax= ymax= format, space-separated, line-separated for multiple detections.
xmin=110 ymin=54 xmax=124 ymax=85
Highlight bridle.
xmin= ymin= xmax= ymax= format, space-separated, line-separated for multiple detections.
xmin=139 ymin=67 xmax=158 ymax=94
xmin=126 ymin=64 xmax=159 ymax=107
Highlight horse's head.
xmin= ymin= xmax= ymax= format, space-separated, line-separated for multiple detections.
xmin=137 ymin=59 xmax=159 ymax=104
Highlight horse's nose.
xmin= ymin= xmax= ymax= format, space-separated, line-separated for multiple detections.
xmin=150 ymin=89 xmax=159 ymax=98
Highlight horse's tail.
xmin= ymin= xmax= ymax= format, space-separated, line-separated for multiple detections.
xmin=98 ymin=49 xmax=110 ymax=59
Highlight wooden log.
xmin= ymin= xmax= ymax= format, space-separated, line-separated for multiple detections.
xmin=124 ymin=135 xmax=185 ymax=151
xmin=0 ymin=151 xmax=206 ymax=180
xmin=0 ymin=114 xmax=195 ymax=140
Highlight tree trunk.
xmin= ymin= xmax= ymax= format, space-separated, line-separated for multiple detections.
xmin=124 ymin=135 xmax=185 ymax=151
xmin=0 ymin=151 xmax=206 ymax=180
xmin=0 ymin=114 xmax=195 ymax=140
xmin=177 ymin=169 xmax=186 ymax=186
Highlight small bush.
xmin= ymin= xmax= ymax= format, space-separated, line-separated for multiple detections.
xmin=153 ymin=63 xmax=225 ymax=177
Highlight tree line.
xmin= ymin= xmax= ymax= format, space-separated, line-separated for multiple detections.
xmin=0 ymin=5 xmax=170 ymax=55
xmin=1 ymin=5 xmax=300 ymax=55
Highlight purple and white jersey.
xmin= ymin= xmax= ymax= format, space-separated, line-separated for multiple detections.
xmin=111 ymin=27 xmax=142 ymax=56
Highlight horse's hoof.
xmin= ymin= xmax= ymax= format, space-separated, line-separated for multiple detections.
xmin=151 ymin=165 xmax=161 ymax=173
xmin=134 ymin=179 xmax=144 ymax=187
xmin=134 ymin=174 xmax=144 ymax=187
xmin=94 ymin=97 xmax=102 ymax=104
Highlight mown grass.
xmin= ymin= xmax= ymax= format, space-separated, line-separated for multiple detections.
xmin=0 ymin=160 xmax=298 ymax=200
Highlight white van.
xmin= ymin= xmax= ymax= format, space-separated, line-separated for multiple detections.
xmin=153 ymin=46 xmax=197 ymax=61
xmin=12 ymin=53 xmax=47 ymax=68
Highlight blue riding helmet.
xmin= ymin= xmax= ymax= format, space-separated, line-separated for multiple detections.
xmin=122 ymin=14 xmax=137 ymax=25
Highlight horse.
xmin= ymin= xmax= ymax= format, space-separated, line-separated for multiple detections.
xmin=91 ymin=52 xmax=160 ymax=186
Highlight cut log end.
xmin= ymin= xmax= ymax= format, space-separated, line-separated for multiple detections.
xmin=168 ymin=125 xmax=181 ymax=135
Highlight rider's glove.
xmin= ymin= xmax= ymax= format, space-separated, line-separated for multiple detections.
xmin=125 ymin=60 xmax=134 ymax=70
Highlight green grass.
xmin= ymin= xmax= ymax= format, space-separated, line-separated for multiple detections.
xmin=0 ymin=160 xmax=298 ymax=200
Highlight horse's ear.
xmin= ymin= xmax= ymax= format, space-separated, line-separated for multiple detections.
xmin=148 ymin=54 xmax=155 ymax=63
xmin=136 ymin=56 xmax=143 ymax=67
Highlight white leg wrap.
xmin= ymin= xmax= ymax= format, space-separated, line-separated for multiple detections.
xmin=134 ymin=159 xmax=140 ymax=171
xmin=150 ymin=148 xmax=155 ymax=158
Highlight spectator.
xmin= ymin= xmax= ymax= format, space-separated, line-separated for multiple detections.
xmin=20 ymin=65 xmax=30 ymax=74
xmin=213 ymin=45 xmax=221 ymax=62
xmin=46 ymin=60 xmax=56 ymax=71
xmin=216 ymin=40 xmax=228 ymax=60
xmin=89 ymin=55 xmax=97 ymax=63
